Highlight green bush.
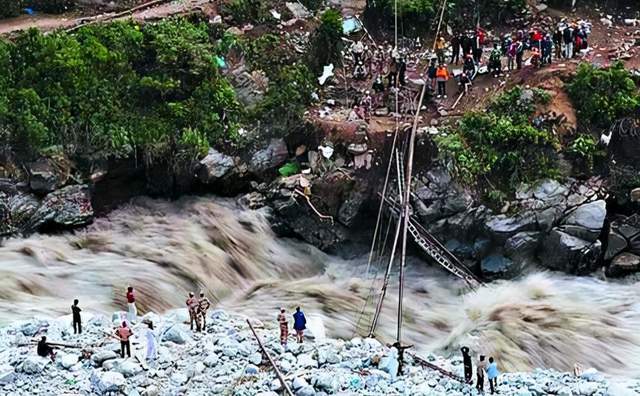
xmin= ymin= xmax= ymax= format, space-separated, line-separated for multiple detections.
xmin=239 ymin=34 xmax=297 ymax=79
xmin=0 ymin=19 xmax=241 ymax=159
xmin=309 ymin=9 xmax=343 ymax=72
xmin=0 ymin=0 xmax=22 ymax=18
xmin=567 ymin=134 xmax=599 ymax=173
xmin=252 ymin=63 xmax=315 ymax=137
xmin=436 ymin=88 xmax=559 ymax=198
xmin=567 ymin=62 xmax=640 ymax=129
xmin=222 ymin=0 xmax=271 ymax=25
xmin=365 ymin=0 xmax=436 ymax=33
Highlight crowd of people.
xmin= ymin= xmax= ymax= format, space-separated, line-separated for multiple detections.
xmin=346 ymin=18 xmax=591 ymax=119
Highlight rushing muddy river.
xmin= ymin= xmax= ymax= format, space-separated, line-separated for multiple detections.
xmin=1 ymin=196 xmax=639 ymax=376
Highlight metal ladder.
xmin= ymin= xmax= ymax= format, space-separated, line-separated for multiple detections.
xmin=383 ymin=195 xmax=483 ymax=289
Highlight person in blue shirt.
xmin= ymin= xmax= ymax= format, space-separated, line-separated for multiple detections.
xmin=487 ymin=356 xmax=500 ymax=394
xmin=293 ymin=306 xmax=307 ymax=344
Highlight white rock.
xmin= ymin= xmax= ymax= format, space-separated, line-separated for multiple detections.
xmin=91 ymin=370 xmax=125 ymax=394
xmin=204 ymin=353 xmax=219 ymax=368
xmin=161 ymin=324 xmax=191 ymax=344
xmin=92 ymin=350 xmax=118 ymax=365
xmin=59 ymin=353 xmax=78 ymax=369
xmin=194 ymin=361 xmax=205 ymax=374
xmin=297 ymin=353 xmax=316 ymax=369
xmin=170 ymin=372 xmax=188 ymax=386
xmin=21 ymin=356 xmax=50 ymax=374
xmin=249 ymin=352 xmax=262 ymax=365
xmin=292 ymin=377 xmax=309 ymax=390
xmin=115 ymin=360 xmax=142 ymax=377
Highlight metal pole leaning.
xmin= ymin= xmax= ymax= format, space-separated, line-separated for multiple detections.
xmin=246 ymin=319 xmax=294 ymax=396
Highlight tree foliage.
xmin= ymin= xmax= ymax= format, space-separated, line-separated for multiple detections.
xmin=0 ymin=19 xmax=241 ymax=160
xmin=567 ymin=62 xmax=640 ymax=129
xmin=309 ymin=9 xmax=343 ymax=73
xmin=436 ymin=88 xmax=559 ymax=197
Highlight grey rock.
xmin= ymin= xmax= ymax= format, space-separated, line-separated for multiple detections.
xmin=250 ymin=139 xmax=289 ymax=174
xmin=604 ymin=231 xmax=627 ymax=260
xmin=504 ymin=231 xmax=541 ymax=260
xmin=196 ymin=148 xmax=235 ymax=183
xmin=161 ymin=325 xmax=191 ymax=344
xmin=293 ymin=377 xmax=310 ymax=390
xmin=286 ymin=2 xmax=311 ymax=18
xmin=27 ymin=185 xmax=93 ymax=231
xmin=561 ymin=200 xmax=606 ymax=241
xmin=92 ymin=350 xmax=118 ymax=366
xmin=485 ymin=214 xmax=537 ymax=242
xmin=481 ymin=254 xmax=514 ymax=279
xmin=295 ymin=385 xmax=316 ymax=396
xmin=28 ymin=158 xmax=69 ymax=194
xmin=608 ymin=253 xmax=640 ymax=277
xmin=538 ymin=229 xmax=602 ymax=274
xmin=114 ymin=360 xmax=142 ymax=377
xmin=532 ymin=179 xmax=567 ymax=201
xmin=312 ymin=372 xmax=340 ymax=393
xmin=21 ymin=356 xmax=50 ymax=374
xmin=59 ymin=353 xmax=79 ymax=369
xmin=0 ymin=364 xmax=16 ymax=384
xmin=337 ymin=180 xmax=368 ymax=227
xmin=244 ymin=364 xmax=259 ymax=375
xmin=204 ymin=353 xmax=219 ymax=368
xmin=91 ymin=370 xmax=125 ymax=394
xmin=170 ymin=372 xmax=188 ymax=386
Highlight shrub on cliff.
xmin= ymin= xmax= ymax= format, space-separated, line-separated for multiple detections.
xmin=0 ymin=0 xmax=22 ymax=18
xmin=436 ymin=88 xmax=559 ymax=199
xmin=567 ymin=62 xmax=640 ymax=129
xmin=308 ymin=9 xmax=343 ymax=73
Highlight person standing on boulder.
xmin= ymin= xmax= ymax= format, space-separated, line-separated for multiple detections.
xmin=487 ymin=356 xmax=500 ymax=394
xmin=198 ymin=291 xmax=211 ymax=330
xmin=293 ymin=306 xmax=307 ymax=344
xmin=461 ymin=346 xmax=473 ymax=383
xmin=71 ymin=299 xmax=82 ymax=335
xmin=126 ymin=286 xmax=137 ymax=324
xmin=277 ymin=308 xmax=288 ymax=348
xmin=476 ymin=354 xmax=487 ymax=392
xmin=37 ymin=336 xmax=56 ymax=362
xmin=186 ymin=292 xmax=201 ymax=332
xmin=116 ymin=321 xmax=133 ymax=358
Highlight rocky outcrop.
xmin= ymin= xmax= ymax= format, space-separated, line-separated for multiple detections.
xmin=415 ymin=171 xmax=610 ymax=278
xmin=27 ymin=185 xmax=94 ymax=231
xmin=608 ymin=252 xmax=640 ymax=277
xmin=27 ymin=157 xmax=70 ymax=194
xmin=250 ymin=139 xmax=289 ymax=175
xmin=605 ymin=214 xmax=640 ymax=277
xmin=196 ymin=149 xmax=235 ymax=183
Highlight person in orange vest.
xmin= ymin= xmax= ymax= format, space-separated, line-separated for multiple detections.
xmin=435 ymin=64 xmax=450 ymax=99
xmin=116 ymin=321 xmax=133 ymax=358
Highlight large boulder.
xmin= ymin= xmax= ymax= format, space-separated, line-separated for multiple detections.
xmin=480 ymin=254 xmax=515 ymax=279
xmin=0 ymin=364 xmax=15 ymax=385
xmin=538 ymin=229 xmax=602 ymax=274
xmin=484 ymin=213 xmax=537 ymax=243
xmin=161 ymin=324 xmax=191 ymax=344
xmin=91 ymin=350 xmax=118 ymax=366
xmin=560 ymin=200 xmax=607 ymax=242
xmin=504 ymin=231 xmax=542 ymax=261
xmin=20 ymin=356 xmax=50 ymax=374
xmin=607 ymin=253 xmax=640 ymax=277
xmin=27 ymin=184 xmax=93 ymax=231
xmin=91 ymin=370 xmax=126 ymax=394
xmin=250 ymin=139 xmax=289 ymax=174
xmin=337 ymin=179 xmax=368 ymax=227
xmin=28 ymin=157 xmax=70 ymax=194
xmin=196 ymin=148 xmax=235 ymax=183
xmin=604 ymin=231 xmax=628 ymax=261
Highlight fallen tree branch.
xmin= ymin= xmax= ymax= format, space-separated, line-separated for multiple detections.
xmin=246 ymin=319 xmax=294 ymax=396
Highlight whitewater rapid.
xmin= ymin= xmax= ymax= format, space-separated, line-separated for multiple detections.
xmin=1 ymin=196 xmax=639 ymax=377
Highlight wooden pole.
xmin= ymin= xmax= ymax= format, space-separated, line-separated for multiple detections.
xmin=397 ymin=82 xmax=427 ymax=345
xmin=21 ymin=341 xmax=81 ymax=348
xmin=246 ymin=320 xmax=294 ymax=396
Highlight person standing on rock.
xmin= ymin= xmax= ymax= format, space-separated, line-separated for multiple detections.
xmin=278 ymin=308 xmax=288 ymax=348
xmin=476 ymin=354 xmax=487 ymax=392
xmin=143 ymin=319 xmax=157 ymax=362
xmin=116 ymin=321 xmax=133 ymax=358
xmin=293 ymin=306 xmax=307 ymax=344
xmin=186 ymin=292 xmax=201 ymax=332
xmin=37 ymin=336 xmax=56 ymax=362
xmin=71 ymin=299 xmax=82 ymax=335
xmin=487 ymin=356 xmax=500 ymax=394
xmin=126 ymin=286 xmax=137 ymax=324
xmin=461 ymin=346 xmax=473 ymax=384
xmin=198 ymin=291 xmax=211 ymax=330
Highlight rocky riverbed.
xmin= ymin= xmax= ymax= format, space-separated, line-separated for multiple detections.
xmin=1 ymin=309 xmax=639 ymax=396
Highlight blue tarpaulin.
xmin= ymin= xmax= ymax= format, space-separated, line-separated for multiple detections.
xmin=343 ymin=17 xmax=362 ymax=35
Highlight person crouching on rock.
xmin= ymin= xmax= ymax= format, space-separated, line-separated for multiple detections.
xmin=293 ymin=306 xmax=307 ymax=344
xmin=37 ymin=336 xmax=56 ymax=362
xmin=278 ymin=308 xmax=288 ymax=348
xmin=116 ymin=321 xmax=133 ymax=358
xmin=461 ymin=346 xmax=472 ymax=383
xmin=198 ymin=291 xmax=211 ymax=330
xmin=186 ymin=292 xmax=201 ymax=332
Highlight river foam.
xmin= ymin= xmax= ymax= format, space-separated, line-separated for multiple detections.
xmin=1 ymin=196 xmax=639 ymax=376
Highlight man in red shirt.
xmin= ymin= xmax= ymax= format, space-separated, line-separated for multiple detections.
xmin=116 ymin=321 xmax=133 ymax=358
xmin=126 ymin=286 xmax=137 ymax=324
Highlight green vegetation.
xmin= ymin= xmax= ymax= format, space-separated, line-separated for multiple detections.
xmin=238 ymin=33 xmax=297 ymax=79
xmin=567 ymin=62 xmax=640 ymax=129
xmin=436 ymin=88 xmax=559 ymax=198
xmin=222 ymin=0 xmax=272 ymax=25
xmin=567 ymin=134 xmax=599 ymax=173
xmin=0 ymin=19 xmax=241 ymax=160
xmin=309 ymin=9 xmax=343 ymax=73
xmin=251 ymin=63 xmax=315 ymax=137
xmin=0 ymin=0 xmax=22 ymax=18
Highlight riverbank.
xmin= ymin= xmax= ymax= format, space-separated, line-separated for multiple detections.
xmin=1 ymin=308 xmax=639 ymax=396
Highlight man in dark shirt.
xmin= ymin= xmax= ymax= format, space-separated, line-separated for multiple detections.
xmin=72 ymin=299 xmax=82 ymax=334
xmin=37 ymin=336 xmax=56 ymax=361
